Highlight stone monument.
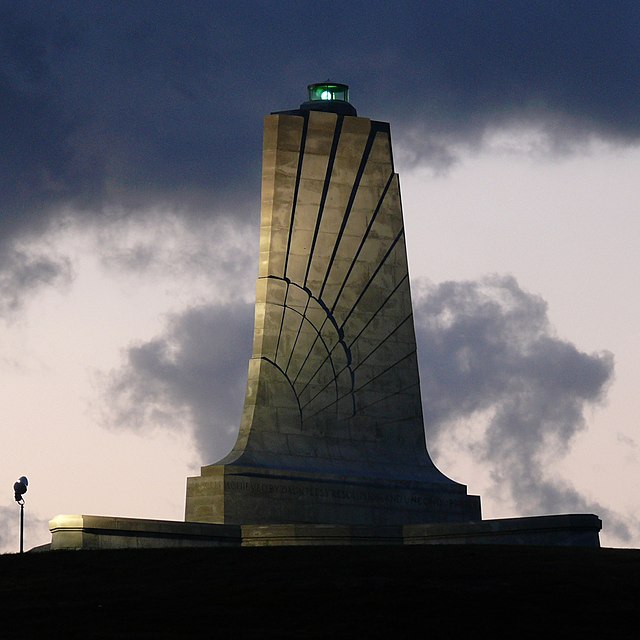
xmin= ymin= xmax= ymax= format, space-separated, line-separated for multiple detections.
xmin=185 ymin=82 xmax=481 ymax=526
xmin=47 ymin=83 xmax=602 ymax=549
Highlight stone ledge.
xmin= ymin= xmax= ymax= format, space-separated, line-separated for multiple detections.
xmin=48 ymin=514 xmax=241 ymax=550
xmin=241 ymin=524 xmax=404 ymax=546
xmin=48 ymin=513 xmax=602 ymax=550
xmin=404 ymin=514 xmax=603 ymax=547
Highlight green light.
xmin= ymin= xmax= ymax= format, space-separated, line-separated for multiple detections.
xmin=301 ymin=81 xmax=356 ymax=116
xmin=308 ymin=82 xmax=349 ymax=103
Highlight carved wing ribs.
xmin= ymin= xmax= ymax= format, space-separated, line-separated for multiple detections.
xmin=242 ymin=109 xmax=427 ymax=466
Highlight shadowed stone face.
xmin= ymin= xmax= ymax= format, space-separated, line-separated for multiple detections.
xmin=185 ymin=98 xmax=481 ymax=525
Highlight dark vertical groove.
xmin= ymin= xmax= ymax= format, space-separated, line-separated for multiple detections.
xmin=347 ymin=275 xmax=409 ymax=349
xmin=354 ymin=382 xmax=421 ymax=417
xmin=340 ymin=228 xmax=405 ymax=330
xmin=329 ymin=172 xmax=395 ymax=314
xmin=352 ymin=350 xmax=417 ymax=394
xmin=284 ymin=294 xmax=311 ymax=375
xmin=273 ymin=281 xmax=290 ymax=364
xmin=350 ymin=314 xmax=414 ymax=374
xmin=303 ymin=116 xmax=344 ymax=287
xmin=291 ymin=317 xmax=326 ymax=386
xmin=274 ymin=113 xmax=309 ymax=362
xmin=318 ymin=126 xmax=377 ymax=299
xmin=283 ymin=114 xmax=309 ymax=278
xmin=296 ymin=276 xmax=407 ymax=400
xmin=262 ymin=277 xmax=353 ymax=414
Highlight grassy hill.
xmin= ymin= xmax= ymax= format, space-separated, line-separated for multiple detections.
xmin=1 ymin=545 xmax=638 ymax=638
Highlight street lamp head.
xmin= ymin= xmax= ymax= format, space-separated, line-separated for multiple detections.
xmin=13 ymin=476 xmax=28 ymax=504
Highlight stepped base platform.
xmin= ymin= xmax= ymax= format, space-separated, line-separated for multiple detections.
xmin=185 ymin=464 xmax=482 ymax=526
xmin=46 ymin=513 xmax=602 ymax=550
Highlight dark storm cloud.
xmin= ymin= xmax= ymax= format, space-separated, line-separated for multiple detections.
xmin=2 ymin=1 xmax=639 ymax=241
xmin=102 ymin=302 xmax=253 ymax=461
xmin=31 ymin=1 xmax=631 ymax=540
xmin=413 ymin=276 xmax=613 ymax=439
xmin=0 ymin=244 xmax=72 ymax=315
xmin=412 ymin=275 xmax=632 ymax=538
xmin=93 ymin=214 xmax=257 ymax=300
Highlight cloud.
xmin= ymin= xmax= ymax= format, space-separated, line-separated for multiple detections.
xmin=1 ymin=4 xmax=262 ymax=241
xmin=91 ymin=213 xmax=258 ymax=299
xmin=0 ymin=505 xmax=14 ymax=553
xmin=413 ymin=275 xmax=613 ymax=440
xmin=412 ymin=275 xmax=634 ymax=539
xmin=2 ymin=2 xmax=639 ymax=246
xmin=99 ymin=270 xmax=632 ymax=538
xmin=2 ymin=3 xmax=636 ymax=548
xmin=0 ymin=242 xmax=73 ymax=317
xmin=0 ymin=503 xmax=50 ymax=554
xmin=2 ymin=3 xmax=637 ymax=332
xmin=101 ymin=302 xmax=253 ymax=462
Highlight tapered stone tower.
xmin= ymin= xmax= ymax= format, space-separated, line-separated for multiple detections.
xmin=48 ymin=84 xmax=601 ymax=550
xmin=186 ymin=83 xmax=481 ymax=525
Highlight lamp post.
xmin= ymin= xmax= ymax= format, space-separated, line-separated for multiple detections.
xmin=13 ymin=476 xmax=28 ymax=554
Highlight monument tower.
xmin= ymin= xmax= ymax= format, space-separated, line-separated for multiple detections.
xmin=185 ymin=83 xmax=481 ymax=525
xmin=48 ymin=83 xmax=602 ymax=549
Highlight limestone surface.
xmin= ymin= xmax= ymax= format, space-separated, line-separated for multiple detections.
xmin=186 ymin=103 xmax=481 ymax=525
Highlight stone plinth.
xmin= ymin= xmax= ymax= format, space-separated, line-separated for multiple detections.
xmin=48 ymin=515 xmax=240 ymax=550
xmin=47 ymin=513 xmax=601 ymax=550
xmin=404 ymin=514 xmax=603 ymax=547
xmin=186 ymin=465 xmax=480 ymax=526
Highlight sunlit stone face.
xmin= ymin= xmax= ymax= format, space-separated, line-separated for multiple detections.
xmin=185 ymin=101 xmax=482 ymax=527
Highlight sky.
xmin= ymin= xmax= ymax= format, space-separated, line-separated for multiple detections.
xmin=1 ymin=1 xmax=638 ymax=551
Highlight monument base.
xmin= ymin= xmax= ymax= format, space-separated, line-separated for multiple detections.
xmin=47 ymin=513 xmax=602 ymax=550
xmin=185 ymin=463 xmax=481 ymax=526
xmin=47 ymin=515 xmax=240 ymax=551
